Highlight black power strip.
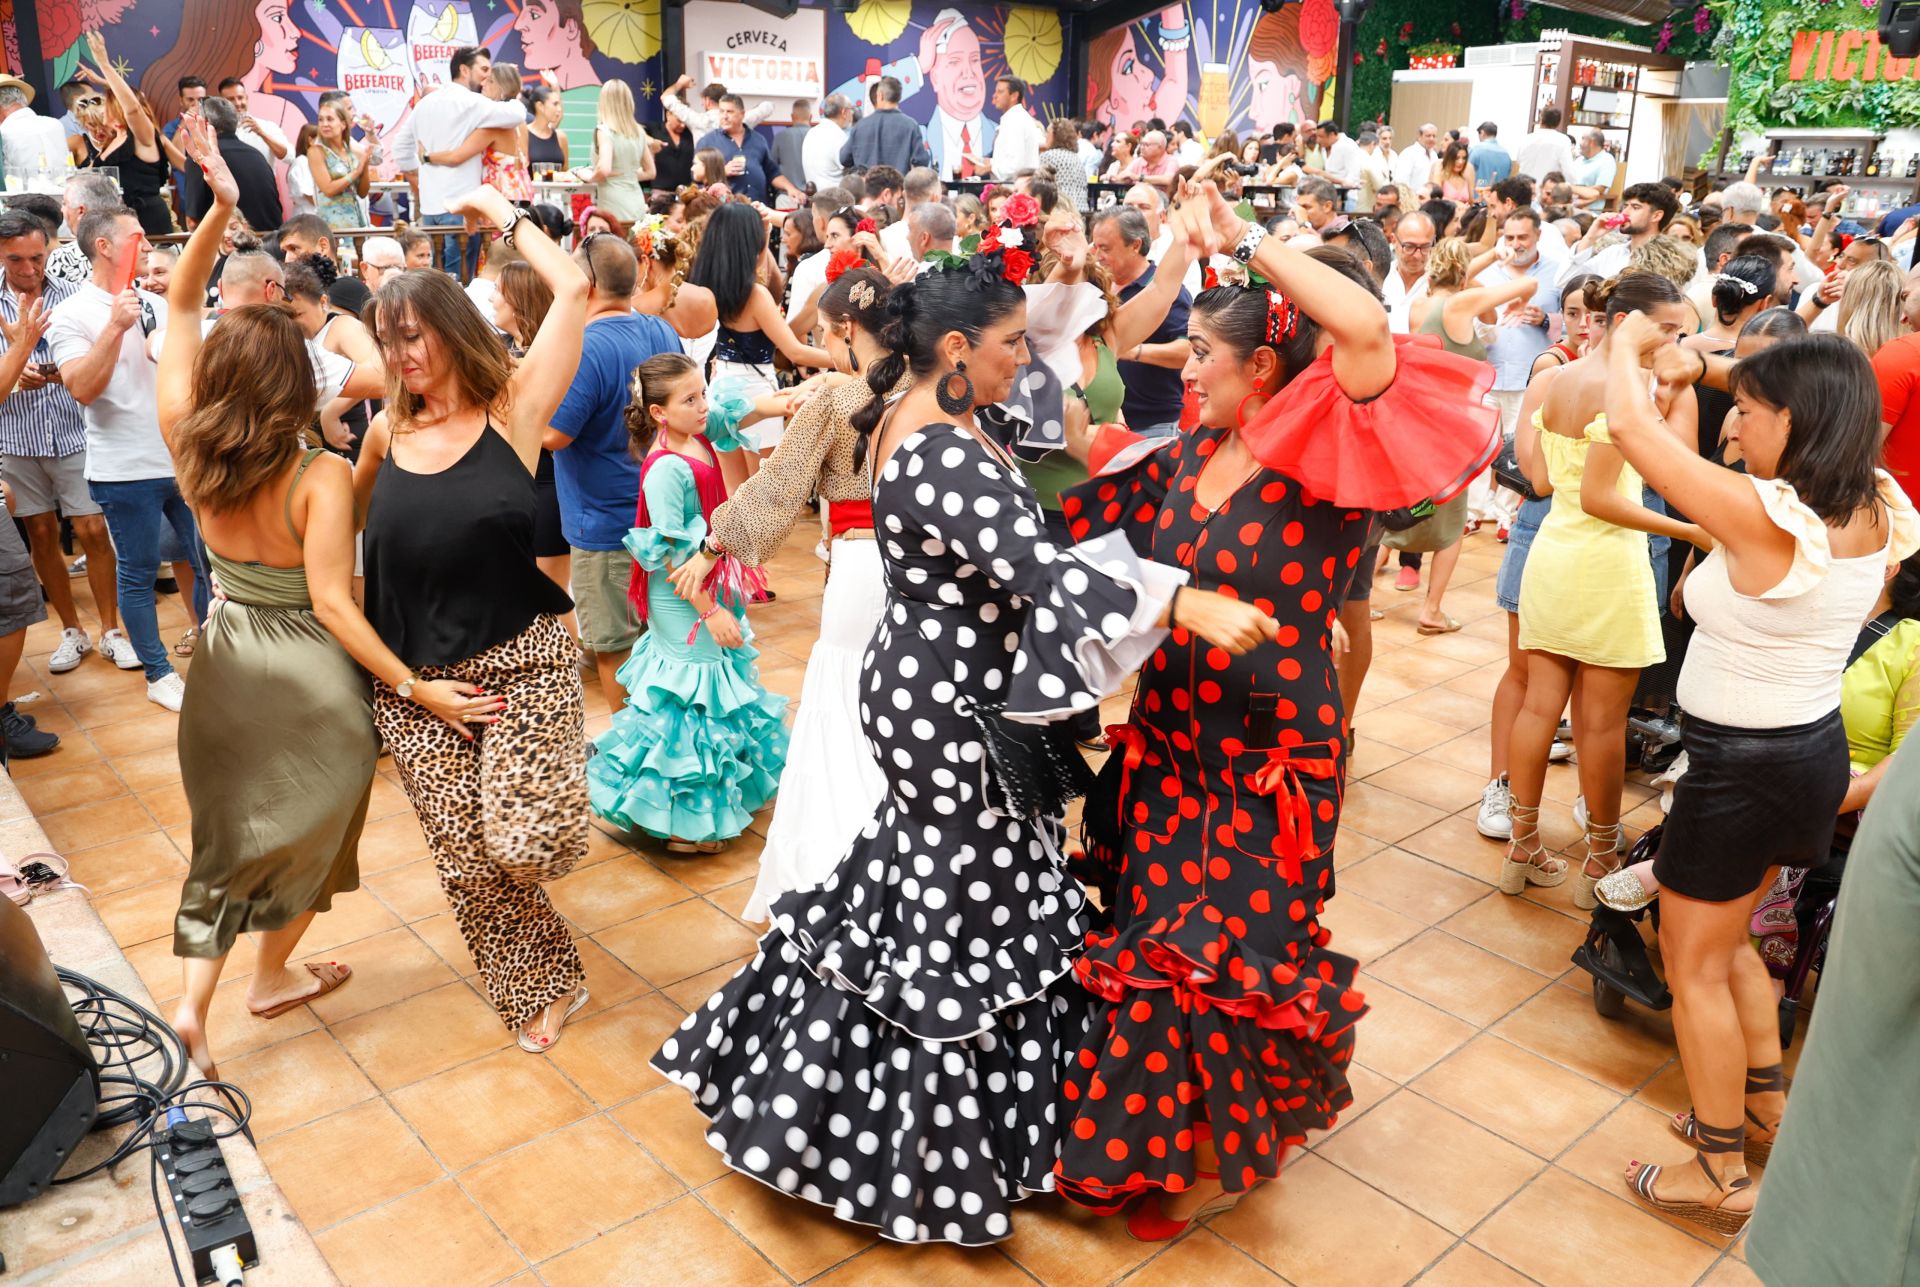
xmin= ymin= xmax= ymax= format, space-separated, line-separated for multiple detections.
xmin=154 ymin=1112 xmax=256 ymax=1286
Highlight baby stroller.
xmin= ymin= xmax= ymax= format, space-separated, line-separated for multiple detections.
xmin=1570 ymin=824 xmax=1844 ymax=1048
xmin=1625 ymin=613 xmax=1691 ymax=775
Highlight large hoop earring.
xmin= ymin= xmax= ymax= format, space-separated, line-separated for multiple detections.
xmin=1235 ymin=391 xmax=1268 ymax=429
xmin=935 ymin=360 xmax=974 ymax=415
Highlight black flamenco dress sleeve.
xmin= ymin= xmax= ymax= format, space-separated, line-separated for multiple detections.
xmin=1239 ymin=333 xmax=1501 ymax=508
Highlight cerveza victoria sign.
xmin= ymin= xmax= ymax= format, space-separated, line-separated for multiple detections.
xmin=1787 ymin=28 xmax=1920 ymax=81
xmin=700 ymin=21 xmax=821 ymax=98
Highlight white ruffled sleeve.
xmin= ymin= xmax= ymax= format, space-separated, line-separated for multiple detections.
xmin=1746 ymin=474 xmax=1833 ymax=600
xmin=1878 ymin=470 xmax=1920 ymax=565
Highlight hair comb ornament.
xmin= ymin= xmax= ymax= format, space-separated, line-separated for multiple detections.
xmin=849 ymin=280 xmax=877 ymax=309
xmin=1265 ymin=288 xmax=1301 ymax=345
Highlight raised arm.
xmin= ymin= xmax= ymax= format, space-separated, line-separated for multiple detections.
xmin=1606 ymin=312 xmax=1793 ymax=566
xmin=1196 ymin=178 xmax=1394 ymax=399
xmin=1515 ymin=364 xmax=1555 ymax=496
xmin=81 ymin=34 xmax=158 ymax=158
xmin=157 ymin=117 xmax=234 ymax=439
xmin=1110 ymin=231 xmax=1194 ymax=355
xmin=452 ymin=186 xmax=587 ymax=459
xmin=1449 ymin=272 xmax=1536 ymax=327
xmin=426 ymin=125 xmax=515 ymax=168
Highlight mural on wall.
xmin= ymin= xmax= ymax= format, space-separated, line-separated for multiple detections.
xmin=15 ymin=0 xmax=662 ymax=165
xmin=1083 ymin=0 xmax=1338 ymax=142
xmin=825 ymin=1 xmax=1068 ymax=178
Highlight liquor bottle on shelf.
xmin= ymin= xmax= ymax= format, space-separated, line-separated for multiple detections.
xmin=1802 ymin=149 xmax=1818 ymax=176
xmin=1774 ymin=147 xmax=1794 ymax=175
xmin=1909 ymin=153 xmax=1920 ymax=179
xmin=1866 ymin=151 xmax=1882 ymax=177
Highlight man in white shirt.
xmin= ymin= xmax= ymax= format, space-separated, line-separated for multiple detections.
xmin=1512 ymin=106 xmax=1578 ymax=184
xmin=1382 ymin=211 xmax=1434 ymax=333
xmin=1353 ymin=130 xmax=1392 ymax=212
xmin=967 ymin=76 xmax=1044 ymax=180
xmin=391 ymin=47 xmax=527 ymax=276
xmin=0 ymin=77 xmax=73 ymax=184
xmin=1128 ymin=183 xmax=1202 ymax=297
xmin=1170 ymin=121 xmax=1205 ymax=167
xmin=1487 ymin=176 xmax=1567 ymax=263
xmin=47 ymin=205 xmax=207 ymax=712
xmin=660 ymin=74 xmax=776 ymax=135
xmin=1561 ymin=181 xmax=1693 ymax=283
xmin=1078 ymin=121 xmax=1106 ymax=180
xmin=802 ymin=94 xmax=853 ymax=191
xmin=215 ymin=78 xmax=289 ymax=164
xmin=1393 ymin=122 xmax=1439 ymax=195
xmin=1376 ymin=124 xmax=1399 ymax=178
xmin=1310 ymin=120 xmax=1362 ymax=193
xmin=1568 ymin=131 xmax=1618 ymax=212
xmin=881 ymin=167 xmax=942 ymax=263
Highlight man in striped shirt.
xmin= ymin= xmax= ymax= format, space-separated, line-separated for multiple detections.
xmin=0 ymin=209 xmax=127 ymax=675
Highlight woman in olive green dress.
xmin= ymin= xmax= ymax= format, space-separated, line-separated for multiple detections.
xmin=162 ymin=121 xmax=497 ymax=1076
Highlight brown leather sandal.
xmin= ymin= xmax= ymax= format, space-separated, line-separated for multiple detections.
xmin=1627 ymin=1119 xmax=1755 ymax=1235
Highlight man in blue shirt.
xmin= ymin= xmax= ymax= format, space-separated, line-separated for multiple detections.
xmin=1091 ymin=206 xmax=1189 ymax=436
xmin=839 ymin=76 xmax=933 ymax=175
xmin=1468 ymin=122 xmax=1511 ymax=192
xmin=547 ymin=236 xmax=682 ymax=703
xmin=697 ymin=95 xmax=796 ymax=206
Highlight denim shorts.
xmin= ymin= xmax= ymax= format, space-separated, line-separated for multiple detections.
xmin=1495 ymin=496 xmax=1550 ymax=614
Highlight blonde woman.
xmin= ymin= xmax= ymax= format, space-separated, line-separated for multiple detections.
xmin=1835 ymin=259 xmax=1903 ymax=356
xmin=588 ymin=80 xmax=653 ymax=224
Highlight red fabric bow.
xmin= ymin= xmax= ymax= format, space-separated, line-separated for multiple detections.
xmin=856 ymin=217 xmax=877 ymax=235
xmin=1202 ymin=265 xmax=1220 ymax=291
xmin=825 ymin=246 xmax=865 ymax=283
xmin=1264 ymin=288 xmax=1301 ymax=346
xmin=1246 ymin=742 xmax=1341 ymax=884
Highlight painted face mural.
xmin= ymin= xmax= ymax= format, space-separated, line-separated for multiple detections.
xmin=254 ymin=0 xmax=301 ymax=75
xmin=922 ymin=10 xmax=986 ymax=122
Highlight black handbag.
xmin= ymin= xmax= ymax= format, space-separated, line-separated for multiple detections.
xmin=968 ymin=699 xmax=1097 ymax=820
xmin=1492 ymin=433 xmax=1544 ymax=503
xmin=1376 ymin=497 xmax=1434 ymax=533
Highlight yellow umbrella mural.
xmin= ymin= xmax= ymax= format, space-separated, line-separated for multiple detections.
xmin=1002 ymin=7 xmax=1062 ymax=86
xmin=847 ymin=0 xmax=911 ymax=47
xmin=582 ymin=0 xmax=663 ymax=64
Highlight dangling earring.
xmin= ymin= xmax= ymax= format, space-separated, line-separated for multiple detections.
xmin=935 ymin=360 xmax=974 ymax=414
xmin=848 ymin=343 xmax=860 ymax=373
xmin=1234 ymin=391 xmax=1267 ymax=429
xmin=254 ymin=41 xmax=264 ymax=58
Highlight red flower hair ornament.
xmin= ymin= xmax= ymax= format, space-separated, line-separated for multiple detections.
xmin=855 ymin=217 xmax=878 ymax=235
xmin=825 ymin=246 xmax=866 ymax=282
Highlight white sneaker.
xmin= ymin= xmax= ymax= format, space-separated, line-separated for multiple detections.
xmin=146 ymin=673 xmax=185 ymax=712
xmin=99 ymin=628 xmax=142 ymax=670
xmin=47 ymin=627 xmax=92 ymax=673
xmin=1573 ymin=793 xmax=1589 ymax=833
xmin=1549 ymin=738 xmax=1574 ymax=763
xmin=1476 ymin=776 xmax=1513 ymax=840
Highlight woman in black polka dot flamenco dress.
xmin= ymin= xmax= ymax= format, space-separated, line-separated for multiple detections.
xmin=651 ymin=245 xmax=1274 ymax=1243
xmin=1054 ymin=185 xmax=1502 ymax=1238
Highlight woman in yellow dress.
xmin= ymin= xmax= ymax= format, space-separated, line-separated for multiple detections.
xmin=1502 ymin=272 xmax=1707 ymax=908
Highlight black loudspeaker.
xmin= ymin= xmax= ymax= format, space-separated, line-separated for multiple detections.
xmin=1884 ymin=0 xmax=1920 ymax=58
xmin=0 ymin=894 xmax=99 ymax=1208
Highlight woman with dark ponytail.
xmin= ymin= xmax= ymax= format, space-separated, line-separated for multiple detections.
xmin=651 ymin=230 xmax=1275 ymax=1244
xmin=668 ymin=256 xmax=902 ymax=920
xmin=1050 ymin=179 xmax=1503 ymax=1237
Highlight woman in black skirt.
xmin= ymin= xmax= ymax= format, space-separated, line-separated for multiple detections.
xmin=1602 ymin=323 xmax=1919 ymax=1235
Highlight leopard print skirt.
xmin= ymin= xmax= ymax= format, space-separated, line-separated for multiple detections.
xmin=375 ymin=614 xmax=587 ymax=1031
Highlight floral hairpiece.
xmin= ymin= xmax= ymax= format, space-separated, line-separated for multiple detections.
xmin=856 ymin=216 xmax=877 ymax=235
xmin=1714 ymin=272 xmax=1761 ymax=299
xmin=824 ymin=246 xmax=865 ymax=283
xmin=630 ymin=214 xmax=667 ymax=261
xmin=849 ymin=280 xmax=877 ymax=309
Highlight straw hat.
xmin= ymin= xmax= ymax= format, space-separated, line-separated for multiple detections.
xmin=0 ymin=75 xmax=35 ymax=105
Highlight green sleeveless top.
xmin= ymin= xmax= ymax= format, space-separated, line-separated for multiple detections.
xmin=1418 ymin=293 xmax=1489 ymax=362
xmin=206 ymin=448 xmax=324 ymax=610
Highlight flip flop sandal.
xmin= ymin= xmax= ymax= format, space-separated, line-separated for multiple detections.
xmin=518 ymin=986 xmax=590 ymax=1053
xmin=2 ymin=852 xmax=86 ymax=906
xmin=174 ymin=628 xmax=198 ymax=657
xmin=248 ymin=961 xmax=352 ymax=1019
xmin=1415 ymin=615 xmax=1464 ymax=636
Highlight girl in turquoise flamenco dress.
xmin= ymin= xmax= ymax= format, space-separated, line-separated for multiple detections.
xmin=588 ymin=353 xmax=790 ymax=854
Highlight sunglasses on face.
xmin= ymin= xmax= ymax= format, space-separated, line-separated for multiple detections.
xmin=76 ymin=96 xmax=105 ymax=109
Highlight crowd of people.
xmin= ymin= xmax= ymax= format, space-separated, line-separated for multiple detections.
xmin=3 ymin=47 xmax=1916 ymax=1279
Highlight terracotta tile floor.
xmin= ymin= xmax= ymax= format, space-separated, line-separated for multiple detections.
xmin=19 ymin=529 xmax=1779 ymax=1286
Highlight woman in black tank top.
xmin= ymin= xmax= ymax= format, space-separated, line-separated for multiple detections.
xmin=353 ymin=183 xmax=596 ymax=1054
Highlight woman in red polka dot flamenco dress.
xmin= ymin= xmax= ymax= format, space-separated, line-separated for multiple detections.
xmin=1056 ymin=180 xmax=1501 ymax=1238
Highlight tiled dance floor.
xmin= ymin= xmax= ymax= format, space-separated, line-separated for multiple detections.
xmin=18 ymin=527 xmax=1772 ymax=1286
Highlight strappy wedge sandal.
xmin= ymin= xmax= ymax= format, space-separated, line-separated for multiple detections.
xmin=2 ymin=852 xmax=86 ymax=906
xmin=1670 ymin=1064 xmax=1786 ymax=1166
xmin=1497 ymin=803 xmax=1568 ymax=894
xmin=1574 ymin=820 xmax=1624 ymax=910
xmin=1626 ymin=1119 xmax=1755 ymax=1235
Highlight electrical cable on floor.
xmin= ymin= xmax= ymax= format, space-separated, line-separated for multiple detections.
xmin=53 ymin=967 xmax=256 ymax=1287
